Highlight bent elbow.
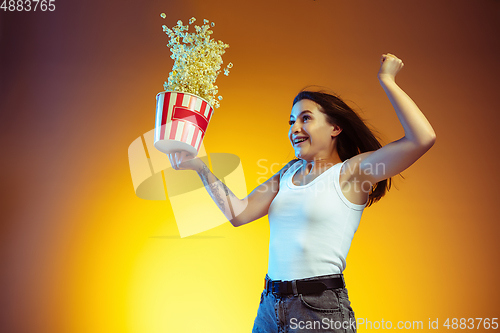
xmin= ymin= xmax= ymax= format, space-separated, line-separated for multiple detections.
xmin=419 ymin=134 xmax=436 ymax=150
xmin=229 ymin=219 xmax=241 ymax=227
xmin=229 ymin=215 xmax=253 ymax=227
xmin=229 ymin=217 xmax=244 ymax=227
xmin=426 ymin=134 xmax=436 ymax=148
xmin=228 ymin=199 xmax=251 ymax=227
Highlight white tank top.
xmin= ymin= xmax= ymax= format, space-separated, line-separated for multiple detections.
xmin=267 ymin=159 xmax=368 ymax=281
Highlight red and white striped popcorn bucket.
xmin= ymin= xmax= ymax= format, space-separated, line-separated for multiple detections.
xmin=154 ymin=91 xmax=214 ymax=156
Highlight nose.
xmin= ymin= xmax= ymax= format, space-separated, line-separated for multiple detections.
xmin=291 ymin=121 xmax=301 ymax=133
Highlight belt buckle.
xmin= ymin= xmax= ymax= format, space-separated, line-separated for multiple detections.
xmin=270 ymin=280 xmax=282 ymax=295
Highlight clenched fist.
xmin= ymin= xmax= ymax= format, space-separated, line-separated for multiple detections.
xmin=378 ymin=53 xmax=404 ymax=81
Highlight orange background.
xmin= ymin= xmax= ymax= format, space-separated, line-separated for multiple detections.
xmin=1 ymin=0 xmax=499 ymax=332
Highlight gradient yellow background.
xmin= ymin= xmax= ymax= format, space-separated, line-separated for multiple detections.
xmin=1 ymin=0 xmax=499 ymax=332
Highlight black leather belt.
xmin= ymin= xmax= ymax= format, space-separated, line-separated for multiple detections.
xmin=265 ymin=275 xmax=345 ymax=296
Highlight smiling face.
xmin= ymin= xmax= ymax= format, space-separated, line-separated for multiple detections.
xmin=289 ymin=99 xmax=342 ymax=161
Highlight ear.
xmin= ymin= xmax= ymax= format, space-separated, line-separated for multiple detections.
xmin=331 ymin=124 xmax=342 ymax=138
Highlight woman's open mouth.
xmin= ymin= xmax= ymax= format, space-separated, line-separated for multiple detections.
xmin=293 ymin=137 xmax=309 ymax=146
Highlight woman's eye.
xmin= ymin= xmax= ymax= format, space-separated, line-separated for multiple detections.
xmin=289 ymin=120 xmax=295 ymax=125
xmin=303 ymin=115 xmax=310 ymax=121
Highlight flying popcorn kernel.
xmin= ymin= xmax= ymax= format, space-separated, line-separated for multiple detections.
xmin=160 ymin=13 xmax=166 ymax=19
xmin=227 ymin=62 xmax=233 ymax=68
xmin=162 ymin=16 xmax=231 ymax=108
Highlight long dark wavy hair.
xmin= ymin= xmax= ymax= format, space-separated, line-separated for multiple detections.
xmin=292 ymin=89 xmax=404 ymax=207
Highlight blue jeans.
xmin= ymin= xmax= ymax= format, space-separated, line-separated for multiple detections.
xmin=252 ymin=274 xmax=357 ymax=333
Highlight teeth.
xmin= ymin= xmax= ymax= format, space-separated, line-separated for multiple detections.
xmin=294 ymin=138 xmax=308 ymax=144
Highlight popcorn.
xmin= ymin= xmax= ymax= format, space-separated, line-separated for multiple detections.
xmin=162 ymin=16 xmax=231 ymax=109
xmin=160 ymin=13 xmax=166 ymax=19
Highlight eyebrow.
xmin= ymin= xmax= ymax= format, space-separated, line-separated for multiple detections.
xmin=290 ymin=110 xmax=313 ymax=119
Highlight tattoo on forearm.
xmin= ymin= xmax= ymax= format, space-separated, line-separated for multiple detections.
xmin=198 ymin=164 xmax=235 ymax=218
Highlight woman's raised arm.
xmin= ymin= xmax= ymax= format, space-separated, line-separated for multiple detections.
xmin=343 ymin=53 xmax=436 ymax=186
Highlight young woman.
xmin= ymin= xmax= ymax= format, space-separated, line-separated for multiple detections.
xmin=167 ymin=53 xmax=436 ymax=333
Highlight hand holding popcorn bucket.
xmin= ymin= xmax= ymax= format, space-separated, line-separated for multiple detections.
xmin=154 ymin=91 xmax=214 ymax=156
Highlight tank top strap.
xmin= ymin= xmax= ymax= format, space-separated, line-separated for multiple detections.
xmin=280 ymin=159 xmax=302 ymax=184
